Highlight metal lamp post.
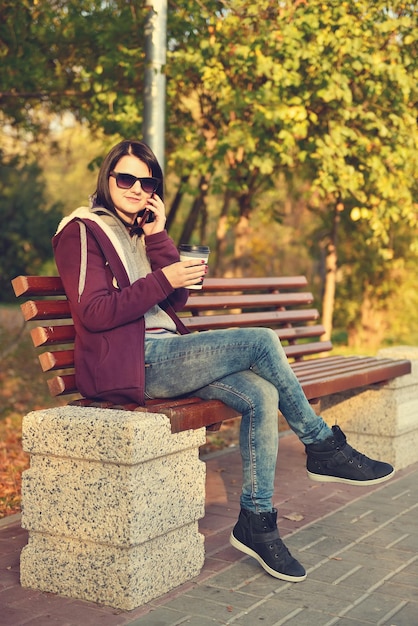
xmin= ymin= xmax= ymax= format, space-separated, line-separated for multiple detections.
xmin=143 ymin=0 xmax=167 ymax=172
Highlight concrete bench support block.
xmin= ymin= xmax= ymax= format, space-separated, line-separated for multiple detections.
xmin=320 ymin=346 xmax=418 ymax=471
xmin=20 ymin=406 xmax=207 ymax=610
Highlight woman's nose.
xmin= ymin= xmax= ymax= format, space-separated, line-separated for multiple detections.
xmin=131 ymin=180 xmax=143 ymax=192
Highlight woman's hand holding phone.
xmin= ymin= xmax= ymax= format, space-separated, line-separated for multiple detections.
xmin=140 ymin=194 xmax=166 ymax=235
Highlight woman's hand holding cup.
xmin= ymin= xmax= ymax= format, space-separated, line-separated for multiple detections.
xmin=162 ymin=259 xmax=207 ymax=289
xmin=178 ymin=244 xmax=210 ymax=289
xmin=162 ymin=245 xmax=210 ymax=289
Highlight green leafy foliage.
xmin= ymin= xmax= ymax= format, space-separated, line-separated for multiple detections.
xmin=0 ymin=0 xmax=417 ymax=342
xmin=0 ymin=0 xmax=149 ymax=135
xmin=0 ymin=153 xmax=63 ymax=301
xmin=165 ymin=1 xmax=417 ymax=343
xmin=167 ymin=1 xmax=417 ymax=227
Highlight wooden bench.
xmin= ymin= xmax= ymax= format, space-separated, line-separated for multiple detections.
xmin=11 ymin=273 xmax=416 ymax=609
xmin=11 ymin=274 xmax=411 ymax=433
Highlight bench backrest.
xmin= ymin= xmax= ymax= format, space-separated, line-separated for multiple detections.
xmin=12 ymin=274 xmax=332 ymax=399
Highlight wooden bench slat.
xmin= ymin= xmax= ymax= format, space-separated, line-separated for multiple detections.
xmin=70 ymin=396 xmax=213 ymax=412
xmin=291 ymin=354 xmax=361 ymax=374
xmin=35 ymin=317 xmax=328 ymax=347
xmin=143 ymin=397 xmax=211 ymax=410
xmin=12 ymin=275 xmax=65 ymax=297
xmin=36 ymin=341 xmax=335 ymax=372
xmin=146 ymin=400 xmax=239 ymax=433
xmin=181 ymin=309 xmax=320 ymax=331
xmin=36 ymin=340 xmax=334 ymax=373
xmin=291 ymin=356 xmax=411 ymax=399
xmin=184 ymin=293 xmax=313 ymax=311
xmin=69 ymin=397 xmax=236 ymax=433
xmin=198 ymin=276 xmax=309 ymax=291
xmin=294 ymin=357 xmax=411 ymax=382
xmin=291 ymin=355 xmax=385 ymax=377
xmin=12 ymin=275 xmax=309 ymax=298
xmin=285 ymin=341 xmax=333 ymax=359
xmin=21 ymin=300 xmax=71 ymax=322
xmin=31 ymin=325 xmax=75 ymax=347
xmin=47 ymin=374 xmax=75 ymax=396
xmin=278 ymin=324 xmax=326 ymax=340
xmin=23 ymin=295 xmax=317 ymax=321
xmin=38 ymin=350 xmax=75 ymax=372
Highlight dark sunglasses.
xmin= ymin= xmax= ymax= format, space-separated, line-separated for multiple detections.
xmin=109 ymin=171 xmax=160 ymax=194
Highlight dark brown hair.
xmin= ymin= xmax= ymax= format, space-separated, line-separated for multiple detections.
xmin=93 ymin=140 xmax=164 ymax=210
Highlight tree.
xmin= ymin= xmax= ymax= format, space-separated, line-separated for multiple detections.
xmin=1 ymin=0 xmax=417 ymax=344
xmin=0 ymin=0 xmax=149 ymax=135
xmin=0 ymin=152 xmax=63 ymax=301
xmin=165 ymin=0 xmax=418 ymax=342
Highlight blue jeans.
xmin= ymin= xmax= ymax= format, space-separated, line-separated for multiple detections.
xmin=144 ymin=328 xmax=332 ymax=513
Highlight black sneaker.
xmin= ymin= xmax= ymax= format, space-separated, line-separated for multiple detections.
xmin=230 ymin=508 xmax=306 ymax=582
xmin=306 ymin=425 xmax=395 ymax=485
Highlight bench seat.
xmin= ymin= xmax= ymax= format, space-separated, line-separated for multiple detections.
xmin=12 ymin=274 xmax=411 ymax=433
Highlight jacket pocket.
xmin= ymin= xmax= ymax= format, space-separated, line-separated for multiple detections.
xmin=94 ymin=324 xmax=141 ymax=395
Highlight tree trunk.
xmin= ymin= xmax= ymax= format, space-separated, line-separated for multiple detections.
xmin=232 ymin=196 xmax=253 ymax=276
xmin=232 ymin=215 xmax=251 ymax=276
xmin=166 ymin=174 xmax=189 ymax=236
xmin=177 ymin=175 xmax=208 ymax=244
xmin=321 ymin=243 xmax=337 ymax=341
xmin=348 ymin=291 xmax=389 ymax=350
xmin=321 ymin=200 xmax=343 ymax=341
xmin=213 ymin=191 xmax=232 ymax=276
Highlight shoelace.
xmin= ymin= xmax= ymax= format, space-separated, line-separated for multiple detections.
xmin=341 ymin=442 xmax=367 ymax=468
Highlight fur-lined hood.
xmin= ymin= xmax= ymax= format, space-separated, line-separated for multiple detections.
xmin=54 ymin=206 xmax=134 ymax=285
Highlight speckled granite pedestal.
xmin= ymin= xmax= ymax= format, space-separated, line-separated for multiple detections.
xmin=19 ymin=406 xmax=206 ymax=610
xmin=321 ymin=346 xmax=418 ymax=471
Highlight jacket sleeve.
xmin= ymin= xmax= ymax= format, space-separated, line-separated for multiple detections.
xmin=144 ymin=230 xmax=189 ymax=311
xmin=53 ymin=221 xmax=188 ymax=332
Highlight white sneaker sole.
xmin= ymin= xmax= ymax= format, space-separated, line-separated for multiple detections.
xmin=229 ymin=532 xmax=307 ymax=582
xmin=307 ymin=468 xmax=395 ymax=486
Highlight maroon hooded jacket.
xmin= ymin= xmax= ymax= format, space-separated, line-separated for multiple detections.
xmin=52 ymin=208 xmax=189 ymax=405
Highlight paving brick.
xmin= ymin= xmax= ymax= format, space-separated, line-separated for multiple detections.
xmin=391 ymin=560 xmax=418 ymax=587
xmin=184 ymin=583 xmax=262 ymax=610
xmin=0 ymin=435 xmax=417 ymax=626
xmin=274 ymin=578 xmax=362 ymax=613
xmin=219 ymin=598 xmax=307 ymax=625
xmin=385 ymin=600 xmax=418 ymax=626
xmin=152 ymin=593 xmax=243 ymax=622
xmin=18 ymin=617 xmax=72 ymax=626
xmin=202 ymin=559 xmax=264 ymax=589
xmin=344 ymin=591 xmax=412 ymax=623
xmin=127 ymin=609 xmax=221 ymax=626
xmin=309 ymin=559 xmax=395 ymax=588
xmin=0 ymin=604 xmax=43 ymax=625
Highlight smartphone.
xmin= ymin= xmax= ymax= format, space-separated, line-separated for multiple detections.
xmin=137 ymin=208 xmax=155 ymax=228
xmin=137 ymin=193 xmax=156 ymax=228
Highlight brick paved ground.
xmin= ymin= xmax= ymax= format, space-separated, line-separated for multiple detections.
xmin=1 ymin=432 xmax=417 ymax=625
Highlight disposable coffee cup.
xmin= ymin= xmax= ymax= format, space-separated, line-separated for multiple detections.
xmin=179 ymin=244 xmax=210 ymax=290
